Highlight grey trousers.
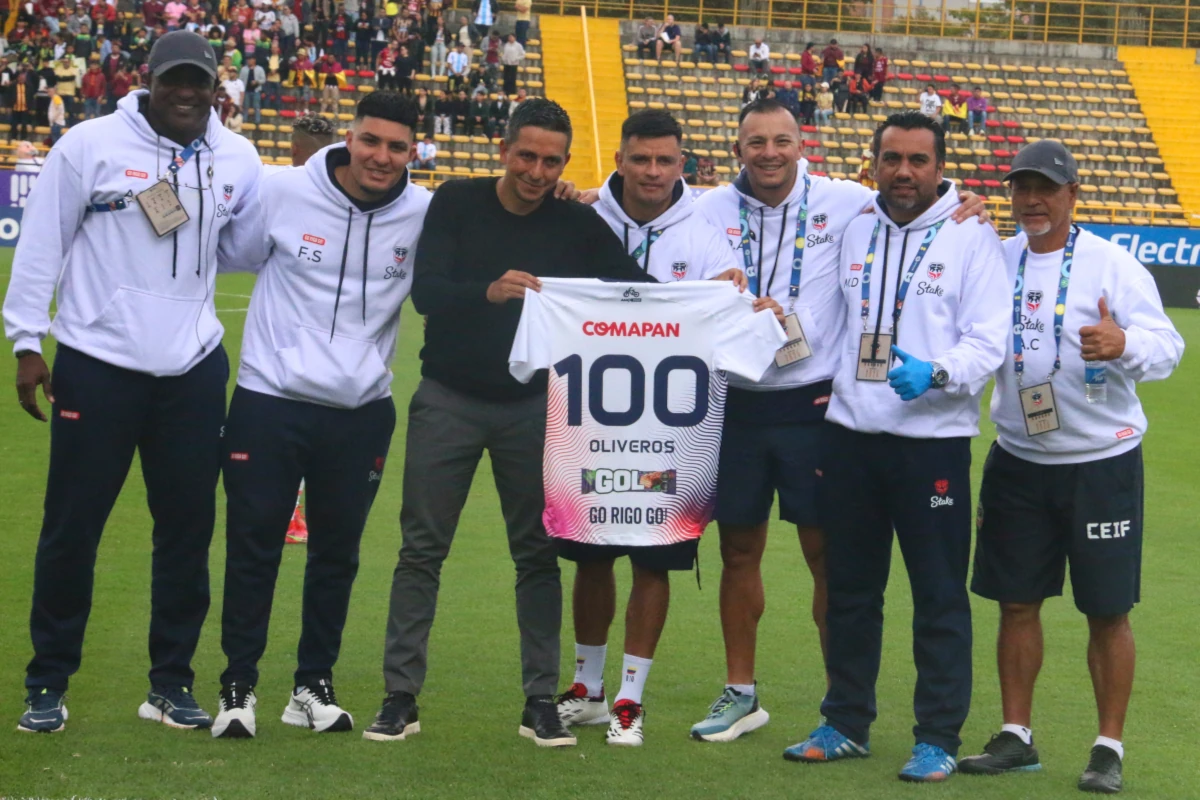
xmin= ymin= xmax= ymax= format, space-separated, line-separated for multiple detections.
xmin=382 ymin=378 xmax=561 ymax=697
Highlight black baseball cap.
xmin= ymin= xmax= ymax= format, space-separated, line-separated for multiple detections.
xmin=1003 ymin=139 xmax=1079 ymax=185
xmin=148 ymin=30 xmax=218 ymax=80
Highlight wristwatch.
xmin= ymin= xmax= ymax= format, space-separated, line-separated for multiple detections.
xmin=930 ymin=361 xmax=950 ymax=389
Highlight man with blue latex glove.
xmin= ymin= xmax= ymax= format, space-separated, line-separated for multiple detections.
xmin=887 ymin=346 xmax=936 ymax=401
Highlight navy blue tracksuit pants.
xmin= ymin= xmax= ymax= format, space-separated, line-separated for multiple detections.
xmin=220 ymin=387 xmax=395 ymax=688
xmin=819 ymin=423 xmax=973 ymax=756
xmin=26 ymin=344 xmax=229 ymax=692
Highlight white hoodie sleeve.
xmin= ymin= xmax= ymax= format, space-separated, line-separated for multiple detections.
xmin=1113 ymin=273 xmax=1184 ymax=383
xmin=217 ymin=156 xmax=269 ymax=273
xmin=2 ymin=145 xmax=86 ymax=355
xmin=936 ymin=228 xmax=1010 ymax=397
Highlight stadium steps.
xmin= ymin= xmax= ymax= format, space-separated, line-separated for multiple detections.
xmin=585 ymin=16 xmax=629 ymax=181
xmin=539 ymin=14 xmax=599 ymax=186
xmin=1119 ymin=47 xmax=1200 ymax=220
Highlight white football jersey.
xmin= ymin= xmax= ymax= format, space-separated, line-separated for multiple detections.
xmin=509 ymin=278 xmax=785 ymax=547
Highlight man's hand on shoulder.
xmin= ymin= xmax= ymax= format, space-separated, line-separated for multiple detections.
xmin=953 ymin=190 xmax=992 ymax=226
xmin=487 ymin=270 xmax=541 ymax=303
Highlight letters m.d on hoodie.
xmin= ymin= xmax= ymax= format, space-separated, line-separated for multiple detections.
xmin=2 ymin=90 xmax=264 ymax=376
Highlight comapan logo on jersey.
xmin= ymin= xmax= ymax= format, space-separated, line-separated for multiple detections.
xmin=1026 ymin=290 xmax=1043 ymax=313
xmin=582 ymin=320 xmax=680 ymax=337
xmin=927 ymin=262 xmax=945 ymax=281
xmin=672 ymin=261 xmax=688 ymax=279
xmin=393 ymin=246 xmax=409 ymax=264
xmin=581 ymin=469 xmax=677 ymax=495
xmin=811 ymin=213 xmax=828 ymax=232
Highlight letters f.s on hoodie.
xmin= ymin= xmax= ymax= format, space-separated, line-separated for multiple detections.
xmin=2 ymin=91 xmax=264 ymax=375
xmin=827 ymin=180 xmax=1011 ymax=438
xmin=235 ymin=143 xmax=432 ymax=410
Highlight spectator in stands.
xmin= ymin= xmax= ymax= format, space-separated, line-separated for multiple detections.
xmin=47 ymin=85 xmax=64 ymax=143
xmin=79 ymin=57 xmax=104 ymax=121
xmin=473 ymin=0 xmax=494 ymax=40
xmin=377 ymin=42 xmax=398 ymax=90
xmin=693 ymin=23 xmax=715 ymax=64
xmin=655 ymin=14 xmax=681 ymax=63
xmin=799 ymin=82 xmax=817 ymax=125
xmin=434 ymin=89 xmax=452 ymax=134
xmin=967 ymin=85 xmax=988 ymax=135
xmin=221 ymin=38 xmax=242 ymax=69
xmin=741 ymin=76 xmax=764 ymax=108
xmin=451 ymin=87 xmax=468 ymax=132
xmin=853 ymin=43 xmax=873 ymax=78
xmin=239 ymin=55 xmax=264 ymax=122
xmin=224 ymin=102 xmax=243 ymax=133
xmin=243 ymin=18 xmax=263 ymax=53
xmin=714 ymin=22 xmax=732 ymax=64
xmin=748 ymin=37 xmax=769 ymax=75
xmin=222 ymin=60 xmax=245 ymax=108
xmin=943 ymin=82 xmax=968 ymax=132
xmin=696 ymin=154 xmax=718 ymax=186
xmin=919 ymin=82 xmax=941 ymax=118
xmin=635 ymin=17 xmax=656 ymax=60
xmin=484 ymin=29 xmax=502 ymax=86
xmin=395 ymin=45 xmax=417 ymax=95
xmin=13 ymin=140 xmax=43 ymax=172
xmin=52 ymin=53 xmax=75 ymax=119
xmin=871 ymin=47 xmax=887 ymax=100
xmin=318 ymin=51 xmax=343 ymax=115
xmin=821 ymin=38 xmax=842 ymax=84
xmin=776 ymin=80 xmax=800 ymax=119
xmin=264 ymin=41 xmax=283 ymax=111
xmin=682 ymin=149 xmax=698 ymax=184
xmin=292 ymin=46 xmax=317 ymax=107
xmin=414 ymin=87 xmax=433 ymax=136
xmin=354 ymin=10 xmax=372 ymax=61
xmin=413 ymin=133 xmax=437 ymax=171
xmin=330 ymin=4 xmax=349 ymax=63
xmin=447 ymin=41 xmax=469 ymax=93
xmin=455 ymin=14 xmax=478 ymax=48
xmin=486 ymin=91 xmax=508 ymax=138
xmin=280 ymin=5 xmax=299 ymax=55
xmin=501 ymin=33 xmax=524 ymax=97
xmin=429 ymin=18 xmax=448 ymax=77
xmin=831 ymin=73 xmax=849 ymax=112
xmin=848 ymin=70 xmax=873 ymax=114
xmin=213 ymin=84 xmax=233 ymax=122
xmin=466 ymin=89 xmax=488 ymax=136
xmin=799 ymin=41 xmax=817 ymax=87
xmin=468 ymin=63 xmax=490 ymax=95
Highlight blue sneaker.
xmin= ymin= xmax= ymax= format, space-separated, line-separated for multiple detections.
xmin=783 ymin=724 xmax=870 ymax=762
xmin=138 ymin=685 xmax=213 ymax=730
xmin=689 ymin=687 xmax=769 ymax=742
xmin=899 ymin=742 xmax=958 ymax=782
xmin=18 ymin=688 xmax=68 ymax=733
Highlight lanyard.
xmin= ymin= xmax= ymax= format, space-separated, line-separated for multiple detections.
xmin=630 ymin=228 xmax=663 ymax=263
xmin=859 ymin=218 xmax=945 ymax=330
xmin=167 ymin=137 xmax=205 ymax=176
xmin=738 ymin=174 xmax=810 ymax=304
xmin=1013 ymin=225 xmax=1077 ymax=385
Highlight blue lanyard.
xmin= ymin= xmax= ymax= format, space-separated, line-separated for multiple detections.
xmin=859 ymin=218 xmax=945 ymax=329
xmin=1013 ymin=225 xmax=1077 ymax=385
xmin=88 ymin=137 xmax=204 ymax=214
xmin=630 ymin=228 xmax=663 ymax=262
xmin=738 ymin=174 xmax=810 ymax=303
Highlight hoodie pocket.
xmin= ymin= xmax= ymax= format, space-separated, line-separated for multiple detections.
xmin=275 ymin=325 xmax=391 ymax=408
xmin=87 ymin=287 xmax=222 ymax=375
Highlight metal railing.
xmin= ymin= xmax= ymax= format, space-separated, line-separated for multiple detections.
xmin=580 ymin=6 xmax=606 ymax=187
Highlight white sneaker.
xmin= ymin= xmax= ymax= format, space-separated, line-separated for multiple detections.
xmin=554 ymin=682 xmax=608 ymax=726
xmin=212 ymin=683 xmax=256 ymax=739
xmin=281 ymin=679 xmax=353 ymax=733
xmin=606 ymin=699 xmax=645 ymax=746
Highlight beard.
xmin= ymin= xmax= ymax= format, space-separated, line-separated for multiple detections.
xmin=1020 ymin=217 xmax=1053 ymax=237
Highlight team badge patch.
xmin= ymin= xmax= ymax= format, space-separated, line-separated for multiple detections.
xmin=672 ymin=261 xmax=688 ymax=279
xmin=811 ymin=213 xmax=828 ymax=231
xmin=927 ymin=263 xmax=945 ymax=280
xmin=394 ymin=246 xmax=408 ymax=264
xmin=934 ymin=479 xmax=949 ymax=496
xmin=1026 ymin=290 xmax=1043 ymax=313
xmin=223 ymin=183 xmax=234 ymax=201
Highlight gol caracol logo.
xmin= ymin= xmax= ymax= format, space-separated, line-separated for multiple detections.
xmin=811 ymin=213 xmax=828 ymax=231
xmin=303 ymin=233 xmax=326 ymax=246
xmin=1026 ymin=290 xmax=1043 ymax=313
xmin=581 ymin=468 xmax=677 ymax=495
xmin=582 ymin=321 xmax=680 ymax=337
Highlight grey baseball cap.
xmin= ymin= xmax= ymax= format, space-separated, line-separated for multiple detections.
xmin=148 ymin=30 xmax=218 ymax=80
xmin=1003 ymin=139 xmax=1079 ymax=185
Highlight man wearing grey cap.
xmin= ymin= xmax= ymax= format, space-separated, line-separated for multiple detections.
xmin=4 ymin=30 xmax=263 ymax=734
xmin=958 ymin=140 xmax=1183 ymax=794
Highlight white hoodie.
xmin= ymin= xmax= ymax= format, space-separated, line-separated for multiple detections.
xmin=826 ymin=181 xmax=1010 ymax=438
xmin=2 ymin=91 xmax=263 ymax=376
xmin=990 ymin=227 xmax=1183 ymax=465
xmin=692 ymin=159 xmax=874 ymax=393
xmin=235 ymin=143 xmax=432 ymax=409
xmin=593 ymin=172 xmax=738 ymax=283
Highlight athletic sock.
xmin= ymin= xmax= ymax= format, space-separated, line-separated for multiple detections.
xmin=573 ymin=643 xmax=607 ymax=697
xmin=614 ymin=654 xmax=653 ymax=705
xmin=727 ymin=682 xmax=755 ymax=698
xmin=1095 ymin=735 xmax=1124 ymax=760
xmin=1001 ymin=723 xmax=1033 ymax=745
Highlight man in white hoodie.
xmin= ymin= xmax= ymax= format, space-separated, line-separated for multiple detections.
xmin=211 ymin=92 xmax=432 ymax=741
xmin=556 ymin=108 xmax=779 ymax=746
xmin=958 ymin=141 xmax=1183 ymax=794
xmin=686 ymin=99 xmax=988 ymax=743
xmin=7 ymin=31 xmax=263 ymax=735
xmin=784 ymin=111 xmax=1010 ymax=783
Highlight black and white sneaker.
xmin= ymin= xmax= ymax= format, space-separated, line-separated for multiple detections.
xmin=281 ymin=679 xmax=353 ymax=733
xmin=519 ymin=695 xmax=577 ymax=747
xmin=1078 ymin=745 xmax=1123 ymax=794
xmin=959 ymin=731 xmax=1042 ymax=774
xmin=362 ymin=691 xmax=421 ymax=742
xmin=18 ymin=688 xmax=68 ymax=734
xmin=138 ymin=685 xmax=213 ymax=729
xmin=212 ymin=682 xmax=257 ymax=739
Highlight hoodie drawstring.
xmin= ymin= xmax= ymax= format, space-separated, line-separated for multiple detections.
xmin=330 ymin=207 xmax=355 ymax=341
xmin=757 ymin=202 xmax=789 ymax=298
xmin=622 ymin=223 xmax=629 ymax=253
xmin=170 ymin=146 xmax=179 ymax=279
xmin=195 ymin=155 xmax=204 ymax=277
xmin=361 ymin=212 xmax=375 ymax=324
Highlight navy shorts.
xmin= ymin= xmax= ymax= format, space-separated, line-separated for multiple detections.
xmin=556 ymin=538 xmax=699 ymax=572
xmin=714 ymin=419 xmax=826 ymax=527
xmin=971 ymin=442 xmax=1143 ymax=617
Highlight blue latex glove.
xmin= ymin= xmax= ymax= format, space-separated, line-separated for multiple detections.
xmin=887 ymin=346 xmax=934 ymax=401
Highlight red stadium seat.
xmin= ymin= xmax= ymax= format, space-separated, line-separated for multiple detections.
xmin=803 ymin=139 xmax=821 ymax=148
xmin=994 ymin=149 xmax=1013 ymax=158
xmin=915 ymin=73 xmax=932 ymax=82
xmin=1006 ymin=135 xmax=1026 ymax=144
xmin=801 ymin=125 xmax=818 ymax=133
xmin=788 ymin=67 xmax=803 ymax=75
xmin=773 ymin=80 xmax=787 ymax=88
xmin=280 ymin=109 xmax=297 ymax=118
xmin=933 ymin=75 xmax=950 ymax=83
xmin=807 ymin=155 xmax=825 ymax=164
xmin=983 ymin=178 xmax=1003 ymax=189
xmin=988 ymin=135 xmax=1006 ymax=143
xmin=998 ymin=164 xmax=1012 ymax=172
xmin=770 ymin=66 xmax=786 ymax=74
xmin=963 ymin=178 xmax=983 ymax=188
xmin=896 ymin=72 xmax=913 ymax=81
xmin=985 ymin=119 xmax=1002 ymax=128
xmin=1002 ymin=120 xmax=1021 ymax=129
xmin=358 ymin=70 xmax=374 ymax=78
xmin=979 ymin=163 xmax=997 ymax=173
xmin=281 ymin=95 xmax=297 ymax=104
xmin=809 ymin=170 xmax=828 ymax=177
xmin=733 ymin=63 xmax=749 ymax=72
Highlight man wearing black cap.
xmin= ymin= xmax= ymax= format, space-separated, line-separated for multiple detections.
xmin=958 ymin=140 xmax=1183 ymax=794
xmin=3 ymin=30 xmax=263 ymax=734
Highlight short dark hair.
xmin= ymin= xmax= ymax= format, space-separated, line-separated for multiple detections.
xmin=293 ymin=113 xmax=335 ymax=140
xmin=871 ymin=110 xmax=946 ymax=165
xmin=506 ymin=96 xmax=573 ymax=149
xmin=620 ymin=108 xmax=682 ymax=145
xmin=738 ymin=97 xmax=794 ymax=125
xmin=355 ymin=91 xmax=420 ymax=131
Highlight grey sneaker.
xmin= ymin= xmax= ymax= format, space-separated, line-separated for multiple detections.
xmin=689 ymin=686 xmax=769 ymax=742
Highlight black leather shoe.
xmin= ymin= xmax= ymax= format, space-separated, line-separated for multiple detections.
xmin=519 ymin=694 xmax=576 ymax=747
xmin=362 ymin=691 xmax=420 ymax=742
xmin=1078 ymin=744 xmax=1123 ymax=794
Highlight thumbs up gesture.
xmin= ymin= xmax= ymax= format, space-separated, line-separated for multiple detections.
xmin=1079 ymin=297 xmax=1126 ymax=361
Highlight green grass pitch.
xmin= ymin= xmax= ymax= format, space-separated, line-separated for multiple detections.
xmin=0 ymin=254 xmax=1197 ymax=799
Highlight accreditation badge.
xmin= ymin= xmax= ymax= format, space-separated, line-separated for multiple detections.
xmin=135 ymin=179 xmax=190 ymax=237
xmin=856 ymin=332 xmax=892 ymax=382
xmin=1019 ymin=382 xmax=1061 ymax=436
xmin=774 ymin=313 xmax=813 ymax=367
